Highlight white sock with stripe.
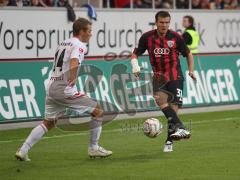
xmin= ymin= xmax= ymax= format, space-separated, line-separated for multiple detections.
xmin=20 ymin=124 xmax=48 ymax=154
xmin=89 ymin=117 xmax=102 ymax=150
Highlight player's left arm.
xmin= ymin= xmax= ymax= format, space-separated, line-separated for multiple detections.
xmin=177 ymin=34 xmax=197 ymax=81
xmin=186 ymin=52 xmax=197 ymax=81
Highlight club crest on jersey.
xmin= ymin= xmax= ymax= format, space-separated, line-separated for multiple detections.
xmin=167 ymin=41 xmax=174 ymax=48
xmin=79 ymin=48 xmax=84 ymax=53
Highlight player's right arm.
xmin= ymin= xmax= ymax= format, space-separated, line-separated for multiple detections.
xmin=68 ymin=44 xmax=85 ymax=86
xmin=131 ymin=33 xmax=148 ymax=78
xmin=131 ymin=54 xmax=141 ymax=78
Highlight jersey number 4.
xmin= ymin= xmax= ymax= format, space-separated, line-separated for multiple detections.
xmin=53 ymin=49 xmax=66 ymax=72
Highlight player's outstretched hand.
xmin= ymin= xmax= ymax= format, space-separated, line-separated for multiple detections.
xmin=188 ymin=71 xmax=197 ymax=81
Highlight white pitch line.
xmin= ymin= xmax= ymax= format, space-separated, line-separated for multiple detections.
xmin=0 ymin=128 xmax=123 ymax=144
xmin=189 ymin=117 xmax=240 ymax=124
xmin=0 ymin=116 xmax=239 ymax=144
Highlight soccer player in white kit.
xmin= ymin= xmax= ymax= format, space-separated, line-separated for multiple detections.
xmin=15 ymin=18 xmax=112 ymax=161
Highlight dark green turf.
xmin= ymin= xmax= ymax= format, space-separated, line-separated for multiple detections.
xmin=0 ymin=109 xmax=240 ymax=180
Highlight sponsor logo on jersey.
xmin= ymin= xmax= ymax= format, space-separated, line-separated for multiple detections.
xmin=153 ymin=48 xmax=170 ymax=57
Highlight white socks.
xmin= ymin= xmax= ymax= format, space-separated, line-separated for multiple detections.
xmin=19 ymin=118 xmax=102 ymax=154
xmin=89 ymin=117 xmax=102 ymax=150
xmin=20 ymin=124 xmax=48 ymax=154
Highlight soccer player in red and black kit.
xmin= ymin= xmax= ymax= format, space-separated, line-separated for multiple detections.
xmin=131 ymin=11 xmax=197 ymax=152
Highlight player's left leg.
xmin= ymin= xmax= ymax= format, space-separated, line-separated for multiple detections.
xmin=89 ymin=104 xmax=103 ymax=150
xmin=88 ymin=104 xmax=112 ymax=158
xmin=65 ymin=94 xmax=112 ymax=158
xmin=167 ymin=80 xmax=191 ymax=140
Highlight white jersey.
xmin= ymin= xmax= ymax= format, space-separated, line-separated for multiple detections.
xmin=47 ymin=37 xmax=87 ymax=98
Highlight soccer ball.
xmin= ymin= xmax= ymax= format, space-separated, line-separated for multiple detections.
xmin=143 ymin=118 xmax=163 ymax=138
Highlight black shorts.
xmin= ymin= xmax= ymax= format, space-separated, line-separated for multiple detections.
xmin=152 ymin=78 xmax=183 ymax=107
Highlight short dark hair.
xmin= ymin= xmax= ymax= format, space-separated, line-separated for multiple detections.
xmin=155 ymin=11 xmax=171 ymax=22
xmin=73 ymin=18 xmax=92 ymax=36
xmin=184 ymin=15 xmax=194 ymax=27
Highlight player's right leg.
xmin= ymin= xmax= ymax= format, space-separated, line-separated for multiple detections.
xmin=15 ymin=120 xmax=55 ymax=161
xmin=15 ymin=98 xmax=64 ymax=161
xmin=153 ymin=78 xmax=176 ymax=151
xmin=163 ymin=141 xmax=173 ymax=153
xmin=154 ymin=92 xmax=175 ymax=151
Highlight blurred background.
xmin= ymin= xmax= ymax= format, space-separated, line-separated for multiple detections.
xmin=0 ymin=0 xmax=239 ymax=9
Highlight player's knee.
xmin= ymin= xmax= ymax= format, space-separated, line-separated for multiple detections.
xmin=154 ymin=95 xmax=167 ymax=108
xmin=171 ymin=104 xmax=179 ymax=112
xmin=159 ymin=103 xmax=169 ymax=110
xmin=91 ymin=104 xmax=103 ymax=118
xmin=154 ymin=95 xmax=160 ymax=103
xmin=43 ymin=119 xmax=55 ymax=130
xmin=153 ymin=94 xmax=160 ymax=100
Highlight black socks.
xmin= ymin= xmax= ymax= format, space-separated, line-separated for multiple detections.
xmin=162 ymin=106 xmax=185 ymax=142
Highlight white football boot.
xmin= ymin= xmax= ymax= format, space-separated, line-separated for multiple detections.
xmin=170 ymin=128 xmax=191 ymax=140
xmin=88 ymin=146 xmax=112 ymax=158
xmin=15 ymin=150 xmax=31 ymax=161
xmin=163 ymin=141 xmax=173 ymax=153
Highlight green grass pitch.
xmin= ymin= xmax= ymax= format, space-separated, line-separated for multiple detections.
xmin=0 ymin=109 xmax=240 ymax=180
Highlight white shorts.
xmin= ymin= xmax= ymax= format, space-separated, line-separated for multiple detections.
xmin=45 ymin=92 xmax=98 ymax=120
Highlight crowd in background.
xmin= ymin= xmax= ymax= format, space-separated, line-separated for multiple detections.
xmin=191 ymin=0 xmax=240 ymax=9
xmin=114 ymin=0 xmax=240 ymax=9
xmin=0 ymin=0 xmax=68 ymax=7
xmin=0 ymin=0 xmax=239 ymax=9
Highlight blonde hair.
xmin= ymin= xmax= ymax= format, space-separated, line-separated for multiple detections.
xmin=73 ymin=18 xmax=92 ymax=36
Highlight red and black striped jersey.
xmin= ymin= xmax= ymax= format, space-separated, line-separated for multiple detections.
xmin=134 ymin=29 xmax=190 ymax=82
